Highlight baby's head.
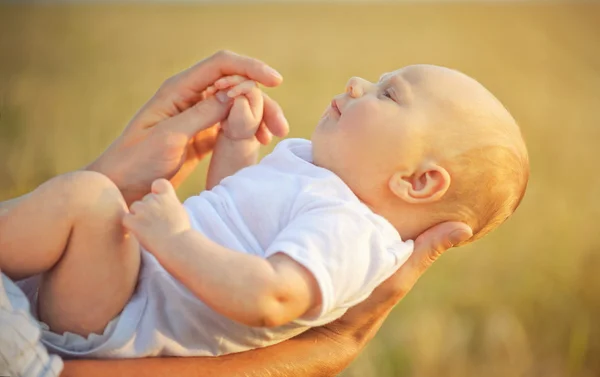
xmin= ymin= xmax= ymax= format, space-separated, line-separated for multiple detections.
xmin=311 ymin=65 xmax=529 ymax=244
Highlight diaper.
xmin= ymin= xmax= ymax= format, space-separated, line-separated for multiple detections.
xmin=37 ymin=315 xmax=121 ymax=357
xmin=16 ymin=275 xmax=123 ymax=359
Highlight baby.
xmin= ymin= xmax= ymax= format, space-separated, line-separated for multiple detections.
xmin=0 ymin=64 xmax=529 ymax=358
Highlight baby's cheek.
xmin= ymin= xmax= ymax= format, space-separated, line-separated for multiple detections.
xmin=350 ymin=100 xmax=380 ymax=128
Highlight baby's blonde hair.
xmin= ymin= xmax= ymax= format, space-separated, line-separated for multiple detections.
xmin=417 ymin=66 xmax=530 ymax=245
xmin=438 ymin=142 xmax=529 ymax=245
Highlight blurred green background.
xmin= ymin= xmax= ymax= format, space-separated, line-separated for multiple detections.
xmin=1 ymin=2 xmax=599 ymax=376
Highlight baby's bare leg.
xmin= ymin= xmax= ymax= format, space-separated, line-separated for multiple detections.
xmin=0 ymin=171 xmax=140 ymax=336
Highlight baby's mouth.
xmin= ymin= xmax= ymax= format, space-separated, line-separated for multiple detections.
xmin=330 ymin=99 xmax=341 ymax=116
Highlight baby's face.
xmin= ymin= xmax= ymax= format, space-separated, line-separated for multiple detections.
xmin=311 ymin=67 xmax=436 ymax=196
xmin=312 ymin=64 xmax=524 ymax=213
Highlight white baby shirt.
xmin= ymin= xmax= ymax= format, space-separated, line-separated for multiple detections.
xmin=39 ymin=138 xmax=414 ymax=358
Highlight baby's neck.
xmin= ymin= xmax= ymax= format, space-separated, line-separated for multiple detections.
xmin=330 ymin=169 xmax=439 ymax=241
xmin=367 ymin=200 xmax=437 ymax=241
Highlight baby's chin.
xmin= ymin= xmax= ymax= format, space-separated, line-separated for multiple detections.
xmin=318 ymin=105 xmax=330 ymax=121
xmin=314 ymin=106 xmax=340 ymax=132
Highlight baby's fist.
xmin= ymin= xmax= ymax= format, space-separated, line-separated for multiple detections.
xmin=123 ymin=179 xmax=191 ymax=254
xmin=211 ymin=76 xmax=264 ymax=140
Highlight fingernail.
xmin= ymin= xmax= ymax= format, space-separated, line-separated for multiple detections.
xmin=265 ymin=66 xmax=283 ymax=80
xmin=449 ymin=230 xmax=469 ymax=246
xmin=215 ymin=91 xmax=230 ymax=103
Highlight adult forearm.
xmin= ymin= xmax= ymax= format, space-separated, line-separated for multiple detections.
xmin=206 ymin=133 xmax=259 ymax=190
xmin=83 ymin=139 xmax=140 ymax=205
xmin=61 ymin=329 xmax=357 ymax=377
xmin=153 ymin=230 xmax=279 ymax=326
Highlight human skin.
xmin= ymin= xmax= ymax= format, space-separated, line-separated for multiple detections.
xmin=0 ymin=50 xmax=472 ymax=376
xmin=61 ymin=221 xmax=471 ymax=377
xmin=312 ymin=65 xmax=524 ymax=241
xmin=86 ymin=50 xmax=290 ymax=207
xmin=69 ymin=60 xmax=472 ymax=376
xmin=0 ymin=51 xmax=292 ymax=335
xmin=124 ymin=178 xmax=320 ymax=328
xmin=0 ymin=51 xmax=288 ymax=280
xmin=206 ymin=79 xmax=264 ymax=190
xmin=122 ymin=69 xmax=499 ymax=333
xmin=123 ymin=77 xmax=319 ymax=329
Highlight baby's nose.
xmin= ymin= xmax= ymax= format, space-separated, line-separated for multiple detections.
xmin=345 ymin=77 xmax=370 ymax=98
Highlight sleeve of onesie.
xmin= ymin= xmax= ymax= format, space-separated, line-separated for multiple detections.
xmin=264 ymin=200 xmax=414 ymax=327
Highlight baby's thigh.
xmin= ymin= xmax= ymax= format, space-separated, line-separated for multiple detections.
xmin=37 ymin=171 xmax=141 ymax=337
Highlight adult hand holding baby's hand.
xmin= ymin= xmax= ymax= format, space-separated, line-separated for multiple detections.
xmin=207 ymin=75 xmax=265 ymax=140
xmin=123 ymin=179 xmax=191 ymax=254
xmin=85 ymin=50 xmax=289 ymax=205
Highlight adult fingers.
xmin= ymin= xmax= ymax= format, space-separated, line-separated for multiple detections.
xmin=182 ymin=50 xmax=281 ymax=89
xmin=128 ymin=51 xmax=283 ymax=138
xmin=344 ymin=222 xmax=472 ymax=322
xmin=157 ymin=95 xmax=232 ymax=138
xmin=255 ymin=122 xmax=272 ymax=145
xmin=156 ymin=51 xmax=282 ymax=114
xmin=192 ymin=126 xmax=220 ymax=159
xmin=407 ymin=221 xmax=473 ymax=275
xmin=262 ymin=92 xmax=289 ymax=138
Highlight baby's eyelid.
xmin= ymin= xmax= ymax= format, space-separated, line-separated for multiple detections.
xmin=382 ymin=88 xmax=398 ymax=102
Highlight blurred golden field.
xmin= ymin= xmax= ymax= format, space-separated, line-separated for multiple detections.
xmin=1 ymin=2 xmax=599 ymax=376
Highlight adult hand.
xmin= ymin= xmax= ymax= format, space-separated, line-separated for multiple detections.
xmin=311 ymin=221 xmax=473 ymax=361
xmin=86 ymin=50 xmax=289 ymax=205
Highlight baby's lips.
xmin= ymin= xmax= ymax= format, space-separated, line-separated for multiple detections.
xmin=331 ymin=99 xmax=341 ymax=115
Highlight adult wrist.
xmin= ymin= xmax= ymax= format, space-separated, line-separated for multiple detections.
xmin=301 ymin=327 xmax=361 ymax=375
xmin=84 ymin=140 xmax=123 ymax=184
xmin=83 ymin=141 xmax=141 ymax=205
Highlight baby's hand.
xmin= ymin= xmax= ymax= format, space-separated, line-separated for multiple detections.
xmin=123 ymin=179 xmax=191 ymax=254
xmin=207 ymin=75 xmax=264 ymax=140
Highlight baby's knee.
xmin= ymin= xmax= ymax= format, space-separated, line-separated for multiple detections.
xmin=46 ymin=171 xmax=126 ymax=214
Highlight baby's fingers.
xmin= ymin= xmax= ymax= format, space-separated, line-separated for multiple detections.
xmin=129 ymin=201 xmax=146 ymax=215
xmin=226 ymin=97 xmax=259 ymax=140
xmin=122 ymin=212 xmax=142 ymax=235
xmin=151 ymin=179 xmax=175 ymax=195
xmin=205 ymin=75 xmax=250 ymax=96
xmin=227 ymin=80 xmax=258 ymax=98
xmin=214 ymin=75 xmax=248 ymax=90
xmin=226 ymin=82 xmax=264 ymax=123
xmin=204 ymin=85 xmax=218 ymax=96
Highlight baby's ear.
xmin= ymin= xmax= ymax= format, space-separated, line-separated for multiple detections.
xmin=388 ymin=163 xmax=451 ymax=204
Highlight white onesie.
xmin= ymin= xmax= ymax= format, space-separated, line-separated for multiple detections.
xmin=33 ymin=138 xmax=414 ymax=358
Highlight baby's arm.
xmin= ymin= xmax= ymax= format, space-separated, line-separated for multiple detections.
xmin=206 ymin=76 xmax=264 ymax=190
xmin=123 ymin=179 xmax=321 ymax=328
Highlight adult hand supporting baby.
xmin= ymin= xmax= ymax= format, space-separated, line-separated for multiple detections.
xmin=61 ymin=221 xmax=472 ymax=377
xmin=85 ymin=50 xmax=289 ymax=206
xmin=317 ymin=221 xmax=473 ymax=353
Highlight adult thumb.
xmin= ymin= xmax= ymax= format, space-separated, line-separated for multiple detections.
xmin=410 ymin=222 xmax=473 ymax=273
xmin=159 ymin=94 xmax=232 ymax=138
